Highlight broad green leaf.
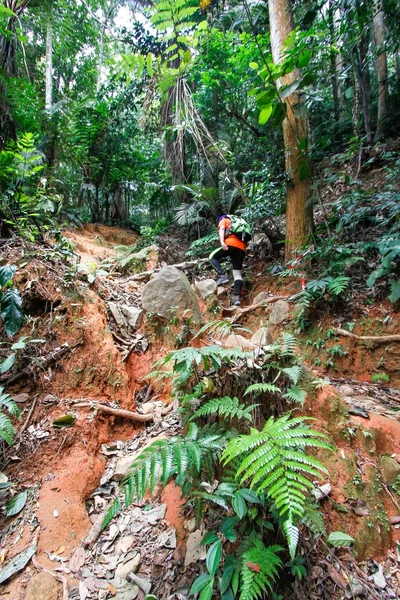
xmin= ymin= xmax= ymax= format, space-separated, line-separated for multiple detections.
xmin=206 ymin=540 xmax=222 ymax=576
xmin=389 ymin=279 xmax=400 ymax=303
xmin=232 ymin=491 xmax=247 ymax=518
xmin=249 ymin=62 xmax=259 ymax=70
xmin=327 ymin=531 xmax=355 ymax=547
xmin=190 ymin=573 xmax=211 ymax=594
xmin=258 ymin=105 xmax=273 ymax=125
xmin=220 ymin=517 xmax=238 ymax=542
xmin=297 ymin=50 xmax=311 ymax=68
xmin=0 ymin=265 xmax=16 ymax=288
xmin=0 ymin=354 xmax=15 ymax=374
xmin=298 ymin=138 xmax=308 ymax=151
xmin=344 ymin=86 xmax=354 ymax=100
xmin=220 ymin=556 xmax=235 ymax=594
xmin=201 ymin=531 xmax=218 ymax=546
xmin=299 ymin=160 xmax=311 ymax=181
xmin=1 ymin=289 xmax=23 ymax=338
xmin=199 ymin=579 xmax=214 ymax=600
xmin=6 ymin=491 xmax=27 ymax=517
xmin=279 ymin=80 xmax=300 ymax=100
xmin=238 ymin=488 xmax=262 ymax=504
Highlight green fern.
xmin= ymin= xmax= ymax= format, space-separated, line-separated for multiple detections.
xmin=245 ymin=383 xmax=281 ymax=397
xmin=191 ymin=396 xmax=259 ymax=423
xmin=102 ymin=497 xmax=121 ymax=529
xmin=194 ymin=320 xmax=252 ymax=340
xmin=301 ymin=499 xmax=326 ymax=537
xmin=278 ymin=333 xmax=297 ymax=357
xmin=222 ymin=414 xmax=331 ymax=558
xmin=240 ymin=540 xmax=283 ymax=600
xmin=283 ymin=385 xmax=307 ymax=405
xmin=122 ymin=423 xmax=224 ymax=504
xmin=0 ymin=387 xmax=21 ymax=445
xmin=327 ymin=276 xmax=350 ymax=296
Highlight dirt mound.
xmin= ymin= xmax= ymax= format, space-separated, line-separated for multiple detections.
xmin=64 ymin=224 xmax=138 ymax=267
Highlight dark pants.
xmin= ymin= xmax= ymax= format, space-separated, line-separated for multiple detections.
xmin=209 ymin=246 xmax=245 ymax=295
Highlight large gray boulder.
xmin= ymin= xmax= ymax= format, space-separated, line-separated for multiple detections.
xmin=141 ymin=266 xmax=202 ymax=324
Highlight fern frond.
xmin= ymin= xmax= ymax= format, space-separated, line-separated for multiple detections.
xmin=0 ymin=413 xmax=15 ymax=445
xmin=302 ymin=499 xmax=326 ymax=537
xmin=240 ymin=540 xmax=283 ymax=600
xmin=283 ymin=385 xmax=307 ymax=405
xmin=280 ymin=366 xmax=303 ymax=385
xmin=278 ymin=333 xmax=297 ymax=356
xmin=102 ymin=497 xmax=121 ymax=529
xmin=223 ymin=415 xmax=331 ymax=558
xmin=245 ymin=383 xmax=281 ymax=397
xmin=191 ymin=396 xmax=259 ymax=422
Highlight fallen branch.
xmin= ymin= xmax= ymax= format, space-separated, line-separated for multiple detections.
xmin=18 ymin=394 xmax=39 ymax=440
xmin=73 ymin=400 xmax=173 ymax=423
xmin=83 ymin=508 xmax=108 ymax=547
xmin=3 ymin=339 xmax=83 ymax=387
xmin=126 ymin=258 xmax=209 ymax=282
xmin=333 ymin=328 xmax=400 ymax=343
xmin=32 ymin=555 xmax=69 ymax=600
xmin=230 ymin=296 xmax=290 ymax=324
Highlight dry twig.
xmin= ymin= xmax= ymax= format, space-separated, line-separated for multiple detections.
xmin=333 ymin=328 xmax=400 ymax=343
xmin=73 ymin=401 xmax=173 ymax=423
xmin=230 ymin=296 xmax=290 ymax=324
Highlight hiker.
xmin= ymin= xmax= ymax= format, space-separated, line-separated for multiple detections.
xmin=209 ymin=214 xmax=251 ymax=306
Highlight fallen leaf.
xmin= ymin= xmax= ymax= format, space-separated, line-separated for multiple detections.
xmin=325 ymin=563 xmax=347 ymax=590
xmin=54 ymin=545 xmax=65 ymax=555
xmin=246 ymin=562 xmax=261 ymax=572
xmin=53 ymin=414 xmax=76 ymax=428
xmin=79 ymin=581 xmax=89 ymax=600
xmin=0 ymin=541 xmax=37 ymax=584
xmin=0 ymin=550 xmax=8 ymax=564
xmin=349 ymin=499 xmax=370 ymax=517
xmin=69 ymin=547 xmax=87 ymax=573
xmin=108 ymin=582 xmax=116 ymax=596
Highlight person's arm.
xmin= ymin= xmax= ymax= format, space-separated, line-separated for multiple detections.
xmin=219 ymin=225 xmax=228 ymax=250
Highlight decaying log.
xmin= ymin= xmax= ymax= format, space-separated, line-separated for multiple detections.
xmin=74 ymin=401 xmax=173 ymax=423
xmin=230 ymin=296 xmax=290 ymax=324
xmin=126 ymin=258 xmax=209 ymax=282
xmin=333 ymin=328 xmax=400 ymax=343
xmin=3 ymin=339 xmax=83 ymax=387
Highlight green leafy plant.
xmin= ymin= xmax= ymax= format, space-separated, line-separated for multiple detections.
xmin=222 ymin=415 xmax=331 ymax=558
xmin=367 ymin=234 xmax=400 ymax=303
xmin=0 ymin=265 xmax=23 ymax=338
xmin=0 ymin=386 xmax=21 ymax=445
xmin=191 ymin=396 xmax=259 ymax=423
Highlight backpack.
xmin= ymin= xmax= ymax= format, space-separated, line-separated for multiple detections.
xmin=226 ymin=215 xmax=252 ymax=243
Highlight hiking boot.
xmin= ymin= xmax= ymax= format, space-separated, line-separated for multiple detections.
xmin=232 ymin=295 xmax=241 ymax=306
xmin=216 ymin=274 xmax=229 ymax=286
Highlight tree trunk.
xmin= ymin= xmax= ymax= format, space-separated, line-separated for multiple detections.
xmin=45 ymin=20 xmax=53 ymax=111
xmin=354 ymin=46 xmax=373 ymax=144
xmin=333 ymin=7 xmax=344 ymax=109
xmin=328 ymin=3 xmax=340 ymax=121
xmin=372 ymin=0 xmax=388 ymax=139
xmin=267 ymin=0 xmax=313 ymax=262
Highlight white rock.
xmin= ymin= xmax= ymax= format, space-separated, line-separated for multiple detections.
xmin=223 ymin=334 xmax=256 ymax=351
xmin=371 ymin=565 xmax=386 ymax=589
xmin=120 ymin=306 xmax=144 ymax=330
xmin=158 ymin=529 xmax=177 ymax=549
xmin=128 ymin=574 xmax=151 ymax=595
xmin=338 ymin=385 xmax=356 ymax=397
xmin=115 ymin=552 xmax=141 ymax=581
xmin=251 ymin=327 xmax=272 ymax=347
xmin=139 ymin=402 xmax=156 ymax=415
xmin=195 ymin=279 xmax=217 ymax=299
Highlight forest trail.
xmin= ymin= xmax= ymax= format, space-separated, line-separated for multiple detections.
xmin=2 ymin=227 xmax=400 ymax=599
xmin=63 ymin=225 xmax=138 ymax=268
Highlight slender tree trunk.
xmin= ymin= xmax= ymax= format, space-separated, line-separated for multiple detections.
xmin=328 ymin=3 xmax=340 ymax=121
xmin=45 ymin=20 xmax=53 ymax=111
xmin=267 ymin=0 xmax=313 ymax=262
xmin=333 ymin=7 xmax=344 ymax=109
xmin=372 ymin=0 xmax=388 ymax=139
xmin=354 ymin=46 xmax=373 ymax=144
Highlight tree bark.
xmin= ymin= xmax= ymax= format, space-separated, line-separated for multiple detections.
xmin=353 ymin=46 xmax=373 ymax=144
xmin=333 ymin=6 xmax=344 ymax=109
xmin=372 ymin=0 xmax=388 ymax=139
xmin=267 ymin=0 xmax=313 ymax=262
xmin=45 ymin=20 xmax=53 ymax=111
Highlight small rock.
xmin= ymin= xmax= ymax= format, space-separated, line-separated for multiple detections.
xmin=145 ymin=504 xmax=167 ymax=525
xmin=251 ymin=327 xmax=272 ymax=347
xmin=111 ymin=582 xmax=139 ymax=600
xmin=345 ymin=576 xmax=365 ymax=598
xmin=139 ymin=402 xmax=156 ymax=415
xmin=108 ymin=302 xmax=126 ymax=330
xmin=11 ymin=393 xmax=29 ymax=404
xmin=127 ymin=574 xmax=151 ymax=595
xmin=25 ymin=572 xmax=60 ymax=600
xmin=113 ymin=434 xmax=168 ymax=481
xmin=184 ymin=518 xmax=196 ymax=532
xmin=195 ymin=279 xmax=217 ymax=299
xmin=101 ymin=441 xmax=124 ymax=456
xmin=253 ymin=291 xmax=270 ymax=304
xmin=292 ymin=303 xmax=310 ymax=320
xmin=53 ymin=509 xmax=59 ymax=518
xmin=223 ymin=334 xmax=256 ymax=351
xmin=381 ymin=455 xmax=400 ymax=485
xmin=94 ymin=496 xmax=106 ymax=512
xmin=217 ymin=286 xmax=227 ymax=297
xmin=338 ymin=385 xmax=356 ymax=397
xmin=42 ymin=394 xmax=58 ymax=405
xmin=184 ymin=530 xmax=206 ymax=567
xmin=121 ymin=306 xmax=144 ymax=331
xmin=115 ymin=552 xmax=141 ymax=581
xmin=269 ymin=300 xmax=290 ymax=325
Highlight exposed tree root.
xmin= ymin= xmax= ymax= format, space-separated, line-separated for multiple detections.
xmin=73 ymin=400 xmax=173 ymax=423
xmin=230 ymin=296 xmax=290 ymax=323
xmin=333 ymin=328 xmax=400 ymax=343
